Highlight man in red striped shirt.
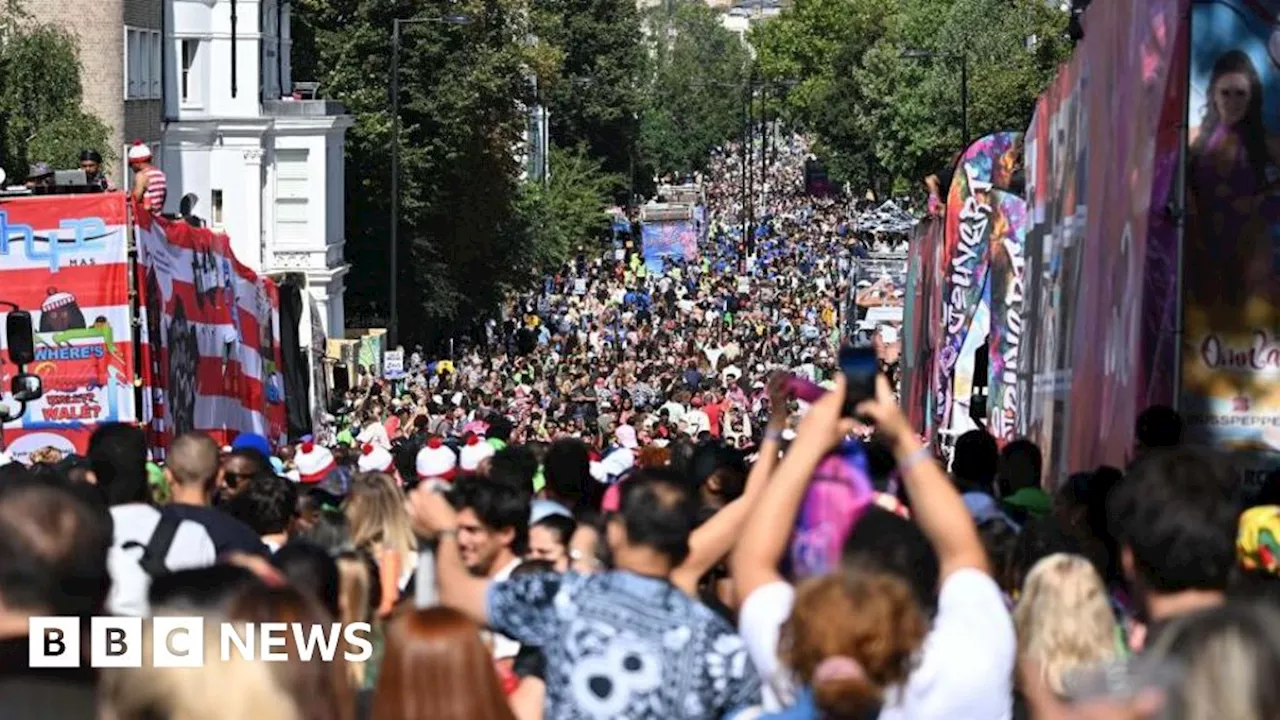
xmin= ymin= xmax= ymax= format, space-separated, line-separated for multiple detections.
xmin=128 ymin=142 xmax=167 ymax=215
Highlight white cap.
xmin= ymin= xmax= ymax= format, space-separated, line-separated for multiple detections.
xmin=416 ymin=438 xmax=457 ymax=481
xmin=294 ymin=440 xmax=336 ymax=484
xmin=357 ymin=443 xmax=395 ymax=474
xmin=127 ymin=142 xmax=152 ymax=162
xmin=459 ymin=435 xmax=495 ymax=472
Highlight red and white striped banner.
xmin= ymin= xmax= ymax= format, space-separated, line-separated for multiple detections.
xmin=135 ymin=210 xmax=286 ymax=452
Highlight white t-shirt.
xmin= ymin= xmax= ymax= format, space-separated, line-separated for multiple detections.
xmin=738 ymin=568 xmax=1015 ymax=718
xmin=107 ymin=504 xmax=218 ymax=617
xmin=357 ymin=422 xmax=391 ymax=450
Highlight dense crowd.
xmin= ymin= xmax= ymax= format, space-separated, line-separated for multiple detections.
xmin=2 ymin=136 xmax=1279 ymax=720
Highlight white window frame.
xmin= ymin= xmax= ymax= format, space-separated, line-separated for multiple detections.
xmin=180 ymin=38 xmax=202 ymax=108
xmin=124 ymin=27 xmax=162 ymax=100
xmin=211 ymin=189 xmax=224 ymax=227
xmin=150 ymin=31 xmax=161 ymax=98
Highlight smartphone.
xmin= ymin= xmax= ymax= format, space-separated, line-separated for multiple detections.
xmin=838 ymin=345 xmax=879 ymax=417
xmin=784 ymin=373 xmax=826 ymax=403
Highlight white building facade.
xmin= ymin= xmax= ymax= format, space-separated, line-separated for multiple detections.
xmin=162 ymin=0 xmax=352 ymax=337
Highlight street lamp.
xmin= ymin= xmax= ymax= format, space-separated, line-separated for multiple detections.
xmin=389 ymin=13 xmax=472 ymax=350
xmin=900 ymin=49 xmax=969 ymax=146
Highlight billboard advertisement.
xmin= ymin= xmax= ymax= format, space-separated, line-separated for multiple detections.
xmin=903 ymin=218 xmax=945 ymax=436
xmin=1181 ymin=0 xmax=1280 ymax=483
xmin=0 ymin=194 xmax=136 ymax=459
xmin=1065 ymin=0 xmax=1184 ymax=473
xmin=135 ymin=211 xmax=286 ymax=452
xmin=640 ymin=220 xmax=698 ymax=273
xmin=1021 ymin=54 xmax=1088 ymax=479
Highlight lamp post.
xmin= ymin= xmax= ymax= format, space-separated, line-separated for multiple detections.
xmin=900 ymin=49 xmax=969 ymax=146
xmin=389 ymin=13 xmax=471 ymax=350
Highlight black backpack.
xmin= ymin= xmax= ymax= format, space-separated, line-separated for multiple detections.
xmin=121 ymin=514 xmax=182 ymax=578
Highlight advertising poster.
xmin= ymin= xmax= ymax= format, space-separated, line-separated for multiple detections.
xmin=0 ymin=193 xmax=135 ymax=459
xmin=1021 ymin=54 xmax=1088 ymax=481
xmin=135 ymin=210 xmax=286 ymax=452
xmin=640 ymin=221 xmax=698 ymax=273
xmin=987 ymin=190 xmax=1029 ymax=444
xmin=932 ymin=131 xmax=1022 ymax=436
xmin=1066 ymin=0 xmax=1183 ymax=473
xmin=903 ymin=218 xmax=940 ymax=434
xmin=1181 ymin=0 xmax=1280 ymax=484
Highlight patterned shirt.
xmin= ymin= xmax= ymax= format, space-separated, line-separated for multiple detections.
xmin=487 ymin=570 xmax=762 ymax=719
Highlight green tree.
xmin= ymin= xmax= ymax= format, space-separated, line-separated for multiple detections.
xmin=752 ymin=0 xmax=1068 ymax=196
xmin=0 ymin=11 xmax=112 ymax=179
xmin=515 ymin=144 xmax=621 ymax=276
xmin=638 ymin=0 xmax=750 ymax=178
xmin=292 ymin=0 xmax=544 ymax=344
xmin=533 ymin=0 xmax=645 ymax=183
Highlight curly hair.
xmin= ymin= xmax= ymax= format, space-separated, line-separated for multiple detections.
xmin=778 ymin=570 xmax=927 ymax=718
xmin=1013 ymin=553 xmax=1118 ymax=697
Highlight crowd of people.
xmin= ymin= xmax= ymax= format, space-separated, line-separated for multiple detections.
xmin=1 ymin=135 xmax=1279 ymax=720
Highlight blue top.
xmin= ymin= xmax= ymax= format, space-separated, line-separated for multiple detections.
xmin=487 ymin=570 xmax=762 ymax=719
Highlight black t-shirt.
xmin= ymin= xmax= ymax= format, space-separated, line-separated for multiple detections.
xmin=163 ymin=503 xmax=268 ymax=557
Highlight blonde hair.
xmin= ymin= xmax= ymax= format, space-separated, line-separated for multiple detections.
xmin=336 ymin=550 xmax=376 ymax=687
xmin=101 ymin=618 xmax=298 ymax=720
xmin=1148 ymin=602 xmax=1280 ymax=720
xmin=344 ymin=472 xmax=417 ymax=564
xmin=1014 ymin=553 xmax=1117 ymax=696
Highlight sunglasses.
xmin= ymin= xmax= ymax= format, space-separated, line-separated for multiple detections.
xmin=223 ymin=470 xmax=256 ymax=488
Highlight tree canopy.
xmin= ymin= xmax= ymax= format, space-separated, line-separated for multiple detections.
xmin=533 ymin=0 xmax=645 ymax=183
xmin=294 ymin=0 xmax=638 ymax=345
xmin=753 ymin=0 xmax=1069 ymax=196
xmin=0 ymin=9 xmax=112 ymax=179
xmin=638 ymin=0 xmax=751 ymax=179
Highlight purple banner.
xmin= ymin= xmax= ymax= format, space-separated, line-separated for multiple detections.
xmin=987 ymin=190 xmax=1029 ymax=443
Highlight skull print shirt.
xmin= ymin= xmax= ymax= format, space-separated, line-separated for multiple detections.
xmin=487 ymin=570 xmax=762 ymax=719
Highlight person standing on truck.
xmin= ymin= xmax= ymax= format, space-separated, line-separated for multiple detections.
xmin=128 ymin=142 xmax=167 ymax=215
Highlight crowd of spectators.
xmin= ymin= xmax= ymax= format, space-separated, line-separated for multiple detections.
xmin=0 ymin=134 xmax=1277 ymax=720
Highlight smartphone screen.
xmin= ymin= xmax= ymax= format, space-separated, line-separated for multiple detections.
xmin=838 ymin=345 xmax=879 ymax=416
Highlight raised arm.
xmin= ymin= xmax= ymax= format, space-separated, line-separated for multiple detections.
xmin=856 ymin=375 xmax=988 ymax=579
xmin=730 ymin=376 xmax=853 ymax=602
xmin=672 ymin=376 xmax=791 ymax=595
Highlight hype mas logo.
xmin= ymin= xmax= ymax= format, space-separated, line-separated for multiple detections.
xmin=0 ymin=211 xmax=110 ymax=272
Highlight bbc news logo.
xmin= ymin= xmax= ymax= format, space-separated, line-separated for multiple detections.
xmin=29 ymin=617 xmax=374 ymax=668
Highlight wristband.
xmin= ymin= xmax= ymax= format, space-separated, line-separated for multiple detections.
xmin=763 ymin=427 xmax=785 ymax=444
xmin=898 ymin=446 xmax=933 ymax=473
xmin=437 ymin=528 xmax=458 ymax=540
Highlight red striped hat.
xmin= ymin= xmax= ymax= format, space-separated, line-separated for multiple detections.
xmin=459 ymin=433 xmax=495 ymax=472
xmin=415 ymin=437 xmax=457 ymax=482
xmin=357 ymin=443 xmax=395 ymax=474
xmin=294 ymin=439 xmax=336 ymax=483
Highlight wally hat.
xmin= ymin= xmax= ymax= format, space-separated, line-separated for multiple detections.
xmin=294 ymin=439 xmax=336 ymax=484
xmin=127 ymin=141 xmax=152 ymax=162
xmin=415 ymin=437 xmax=457 ymax=482
xmin=459 ymin=434 xmax=495 ymax=472
xmin=357 ymin=443 xmax=395 ymax=474
xmin=41 ymin=288 xmax=76 ymax=313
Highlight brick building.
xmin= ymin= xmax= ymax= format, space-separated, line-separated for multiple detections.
xmin=25 ymin=0 xmax=164 ymax=186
